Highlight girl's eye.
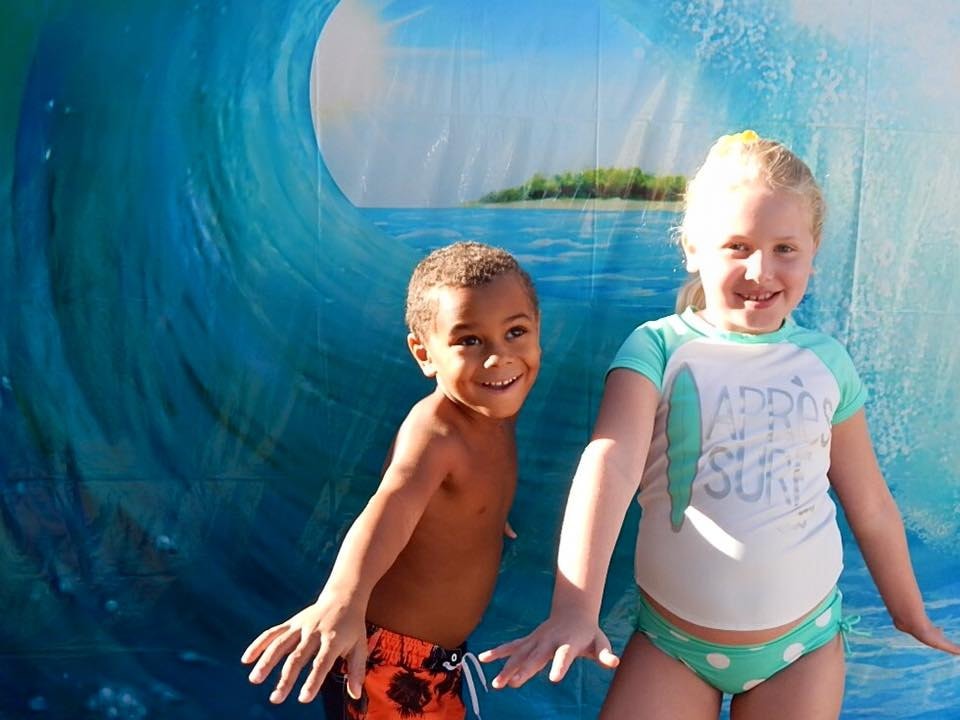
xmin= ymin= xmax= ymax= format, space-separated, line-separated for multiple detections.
xmin=507 ymin=326 xmax=528 ymax=339
xmin=726 ymin=242 xmax=749 ymax=252
xmin=776 ymin=244 xmax=796 ymax=254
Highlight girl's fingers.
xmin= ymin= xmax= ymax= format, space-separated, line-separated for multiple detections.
xmin=492 ymin=644 xmax=542 ymax=689
xmin=920 ymin=628 xmax=960 ymax=655
xmin=548 ymin=644 xmax=575 ymax=683
xmin=597 ymin=646 xmax=620 ymax=669
xmin=478 ymin=637 xmax=525 ymax=663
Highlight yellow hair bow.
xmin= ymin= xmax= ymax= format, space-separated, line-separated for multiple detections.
xmin=715 ymin=129 xmax=760 ymax=153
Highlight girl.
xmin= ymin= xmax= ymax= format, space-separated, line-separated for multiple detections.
xmin=479 ymin=131 xmax=960 ymax=719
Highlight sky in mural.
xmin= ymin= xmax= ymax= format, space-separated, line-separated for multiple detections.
xmin=311 ymin=0 xmax=960 ymax=209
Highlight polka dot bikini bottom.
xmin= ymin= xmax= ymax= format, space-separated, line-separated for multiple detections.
xmin=634 ymin=586 xmax=847 ymax=694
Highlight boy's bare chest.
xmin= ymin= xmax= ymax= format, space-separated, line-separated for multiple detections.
xmin=428 ymin=438 xmax=517 ymax=528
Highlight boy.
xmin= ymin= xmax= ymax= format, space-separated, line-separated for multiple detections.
xmin=242 ymin=242 xmax=541 ymax=719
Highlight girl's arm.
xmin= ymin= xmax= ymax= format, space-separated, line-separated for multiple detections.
xmin=828 ymin=410 xmax=960 ymax=654
xmin=480 ymin=370 xmax=659 ymax=687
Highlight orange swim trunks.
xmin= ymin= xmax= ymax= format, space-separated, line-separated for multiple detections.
xmin=320 ymin=624 xmax=470 ymax=720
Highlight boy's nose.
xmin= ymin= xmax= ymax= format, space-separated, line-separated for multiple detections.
xmin=483 ymin=348 xmax=512 ymax=368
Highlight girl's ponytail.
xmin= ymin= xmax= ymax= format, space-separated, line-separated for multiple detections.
xmin=675 ymin=274 xmax=705 ymax=314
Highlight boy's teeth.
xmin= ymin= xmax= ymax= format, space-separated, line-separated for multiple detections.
xmin=484 ymin=375 xmax=519 ymax=387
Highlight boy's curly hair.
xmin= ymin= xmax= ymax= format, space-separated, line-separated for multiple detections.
xmin=405 ymin=242 xmax=538 ymax=339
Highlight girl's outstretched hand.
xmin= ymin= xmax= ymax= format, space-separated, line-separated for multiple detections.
xmin=897 ymin=616 xmax=960 ymax=655
xmin=477 ymin=613 xmax=619 ymax=689
xmin=241 ymin=595 xmax=368 ymax=704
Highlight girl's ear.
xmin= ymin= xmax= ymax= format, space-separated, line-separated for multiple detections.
xmin=681 ymin=237 xmax=699 ymax=273
xmin=407 ymin=333 xmax=437 ymax=378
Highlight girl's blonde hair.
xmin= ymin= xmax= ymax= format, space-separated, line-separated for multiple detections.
xmin=675 ymin=131 xmax=825 ymax=313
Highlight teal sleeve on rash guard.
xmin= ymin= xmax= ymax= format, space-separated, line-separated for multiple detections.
xmin=791 ymin=330 xmax=869 ymax=424
xmin=607 ymin=322 xmax=667 ymax=391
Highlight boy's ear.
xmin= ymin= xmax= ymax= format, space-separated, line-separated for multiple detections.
xmin=407 ymin=333 xmax=437 ymax=378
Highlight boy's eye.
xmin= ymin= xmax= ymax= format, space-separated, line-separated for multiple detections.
xmin=775 ymin=244 xmax=796 ymax=254
xmin=457 ymin=335 xmax=481 ymax=346
xmin=726 ymin=242 xmax=749 ymax=252
xmin=507 ymin=326 xmax=528 ymax=339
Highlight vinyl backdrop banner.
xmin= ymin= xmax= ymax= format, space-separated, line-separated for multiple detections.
xmin=2 ymin=1 xmax=959 ymax=718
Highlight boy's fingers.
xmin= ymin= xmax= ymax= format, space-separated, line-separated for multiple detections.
xmin=248 ymin=631 xmax=297 ymax=684
xmin=297 ymin=641 xmax=338 ymax=703
xmin=345 ymin=643 xmax=368 ymax=700
xmin=242 ymin=626 xmax=285 ymax=665
xmin=271 ymin=639 xmax=317 ymax=703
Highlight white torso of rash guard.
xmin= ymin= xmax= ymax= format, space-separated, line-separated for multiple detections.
xmin=608 ymin=309 xmax=867 ymax=630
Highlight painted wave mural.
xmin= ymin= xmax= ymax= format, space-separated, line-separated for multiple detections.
xmin=2 ymin=1 xmax=958 ymax=717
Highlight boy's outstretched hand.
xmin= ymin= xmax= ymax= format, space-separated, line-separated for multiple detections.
xmin=241 ymin=595 xmax=368 ymax=704
xmin=477 ymin=613 xmax=619 ymax=689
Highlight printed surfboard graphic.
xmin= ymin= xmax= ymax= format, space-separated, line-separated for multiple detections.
xmin=666 ymin=363 xmax=702 ymax=531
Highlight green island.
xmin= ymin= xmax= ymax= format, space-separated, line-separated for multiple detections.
xmin=475 ymin=167 xmax=687 ymax=205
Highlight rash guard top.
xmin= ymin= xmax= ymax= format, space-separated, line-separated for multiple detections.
xmin=609 ymin=307 xmax=867 ymax=630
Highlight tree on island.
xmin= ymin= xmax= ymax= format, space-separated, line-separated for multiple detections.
xmin=478 ymin=167 xmax=686 ymax=203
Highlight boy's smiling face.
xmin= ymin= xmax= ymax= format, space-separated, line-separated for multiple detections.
xmin=408 ymin=272 xmax=540 ymax=420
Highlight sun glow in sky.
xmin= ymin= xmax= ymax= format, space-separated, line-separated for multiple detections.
xmin=311 ymin=0 xmax=408 ymax=124
xmin=310 ymin=1 xmax=681 ymax=208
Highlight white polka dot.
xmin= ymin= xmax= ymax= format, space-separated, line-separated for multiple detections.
xmin=783 ymin=642 xmax=805 ymax=663
xmin=742 ymin=679 xmax=763 ymax=691
xmin=669 ymin=630 xmax=690 ymax=642
xmin=706 ymin=653 xmax=731 ymax=669
xmin=815 ymin=609 xmax=833 ymax=628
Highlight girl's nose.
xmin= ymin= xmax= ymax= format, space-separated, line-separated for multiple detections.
xmin=744 ymin=250 xmax=773 ymax=281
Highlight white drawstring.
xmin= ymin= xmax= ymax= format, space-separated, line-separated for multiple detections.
xmin=443 ymin=651 xmax=488 ymax=718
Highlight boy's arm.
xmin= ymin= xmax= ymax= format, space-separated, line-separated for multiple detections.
xmin=828 ymin=410 xmax=960 ymax=654
xmin=242 ymin=409 xmax=459 ymax=702
xmin=480 ymin=370 xmax=658 ymax=687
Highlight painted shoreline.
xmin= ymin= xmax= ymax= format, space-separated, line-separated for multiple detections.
xmin=465 ymin=198 xmax=683 ymax=212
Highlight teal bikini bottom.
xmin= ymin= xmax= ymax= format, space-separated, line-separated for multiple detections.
xmin=634 ymin=587 xmax=859 ymax=695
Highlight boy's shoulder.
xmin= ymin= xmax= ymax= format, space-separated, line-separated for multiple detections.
xmin=398 ymin=391 xmax=481 ymax=455
xmin=388 ymin=390 xmax=515 ymax=493
xmin=403 ymin=391 xmax=466 ymax=438
xmin=402 ymin=389 xmax=514 ymax=457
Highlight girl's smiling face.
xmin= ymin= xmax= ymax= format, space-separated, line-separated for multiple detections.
xmin=683 ymin=183 xmax=817 ymax=334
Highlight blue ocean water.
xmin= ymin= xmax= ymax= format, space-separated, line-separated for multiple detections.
xmin=2 ymin=1 xmax=959 ymax=718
